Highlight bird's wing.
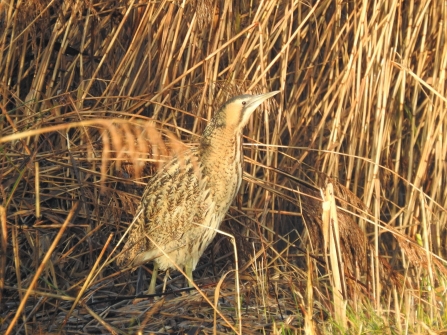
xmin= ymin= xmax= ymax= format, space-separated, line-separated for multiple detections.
xmin=116 ymin=149 xmax=209 ymax=267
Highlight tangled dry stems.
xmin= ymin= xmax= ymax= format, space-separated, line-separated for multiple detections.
xmin=1 ymin=0 xmax=447 ymax=334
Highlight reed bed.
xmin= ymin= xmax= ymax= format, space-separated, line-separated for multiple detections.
xmin=1 ymin=0 xmax=446 ymax=334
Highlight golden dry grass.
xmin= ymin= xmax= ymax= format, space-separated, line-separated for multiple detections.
xmin=1 ymin=0 xmax=447 ymax=334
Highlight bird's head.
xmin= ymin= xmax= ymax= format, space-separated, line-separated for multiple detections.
xmin=203 ymin=91 xmax=280 ymax=137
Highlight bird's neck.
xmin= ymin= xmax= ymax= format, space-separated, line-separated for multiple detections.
xmin=199 ymin=127 xmax=241 ymax=163
xmin=199 ymin=126 xmax=244 ymax=193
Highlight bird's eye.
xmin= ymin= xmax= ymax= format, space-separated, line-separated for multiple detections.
xmin=242 ymin=101 xmax=247 ymax=106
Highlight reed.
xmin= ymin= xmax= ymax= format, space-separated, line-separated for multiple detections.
xmin=1 ymin=0 xmax=446 ymax=333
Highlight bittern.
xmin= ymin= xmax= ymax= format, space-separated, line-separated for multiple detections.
xmin=116 ymin=91 xmax=279 ymax=294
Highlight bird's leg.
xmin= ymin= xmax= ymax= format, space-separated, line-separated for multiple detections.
xmin=148 ymin=262 xmax=159 ymax=295
xmin=184 ymin=258 xmax=194 ymax=289
xmin=136 ymin=266 xmax=145 ymax=295
xmin=162 ymin=269 xmax=170 ymax=293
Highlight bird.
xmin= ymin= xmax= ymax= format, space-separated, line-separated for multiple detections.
xmin=116 ymin=91 xmax=279 ymax=294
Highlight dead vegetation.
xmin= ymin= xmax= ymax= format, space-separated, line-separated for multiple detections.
xmin=1 ymin=0 xmax=447 ymax=334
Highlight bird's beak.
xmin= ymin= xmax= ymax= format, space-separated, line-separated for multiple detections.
xmin=238 ymin=90 xmax=280 ymax=129
xmin=246 ymin=91 xmax=280 ymax=110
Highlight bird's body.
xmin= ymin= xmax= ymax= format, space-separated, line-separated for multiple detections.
xmin=116 ymin=91 xmax=279 ymax=293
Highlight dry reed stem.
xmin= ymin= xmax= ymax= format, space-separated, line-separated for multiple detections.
xmin=62 ymin=233 xmax=113 ymax=328
xmin=1 ymin=0 xmax=447 ymax=333
xmin=0 ymin=206 xmax=6 ymax=303
xmin=5 ymin=203 xmax=78 ymax=335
